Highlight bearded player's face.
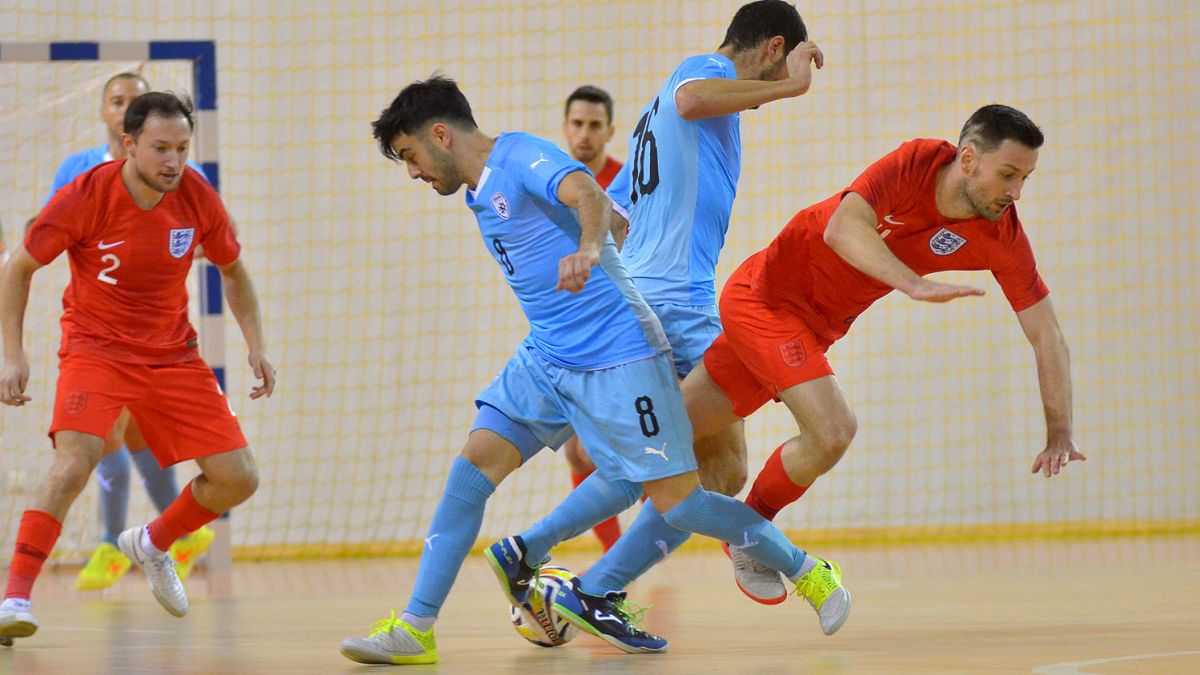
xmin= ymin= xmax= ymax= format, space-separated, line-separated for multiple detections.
xmin=125 ymin=113 xmax=192 ymax=194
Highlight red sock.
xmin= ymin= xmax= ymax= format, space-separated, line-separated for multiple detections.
xmin=744 ymin=444 xmax=810 ymax=521
xmin=571 ymin=469 xmax=623 ymax=551
xmin=6 ymin=510 xmax=62 ymax=600
xmin=147 ymin=482 xmax=220 ymax=551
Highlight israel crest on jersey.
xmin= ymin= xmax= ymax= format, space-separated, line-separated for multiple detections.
xmin=169 ymin=227 xmax=195 ymax=259
xmin=491 ymin=192 xmax=510 ymax=220
xmin=929 ymin=227 xmax=967 ymax=256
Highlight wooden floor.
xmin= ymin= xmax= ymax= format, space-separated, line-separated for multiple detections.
xmin=3 ymin=535 xmax=1198 ymax=674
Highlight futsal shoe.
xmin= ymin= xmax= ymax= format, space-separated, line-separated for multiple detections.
xmin=117 ymin=525 xmax=188 ymax=617
xmin=552 ymin=577 xmax=667 ymax=654
xmin=723 ymin=541 xmax=788 ymax=605
xmin=0 ymin=598 xmax=38 ymax=644
xmin=170 ymin=525 xmax=215 ymax=581
xmin=484 ymin=536 xmax=547 ymax=605
xmin=75 ymin=542 xmax=133 ymax=590
xmin=340 ymin=610 xmax=437 ymax=665
xmin=794 ymin=555 xmax=851 ymax=635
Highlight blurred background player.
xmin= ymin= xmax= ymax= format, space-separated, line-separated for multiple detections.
xmin=35 ymin=71 xmax=215 ymax=591
xmin=511 ymin=0 xmax=825 ymax=610
xmin=0 ymin=92 xmax=275 ymax=642
xmin=682 ymin=104 xmax=1085 ymax=601
xmin=558 ymin=84 xmax=624 ymax=551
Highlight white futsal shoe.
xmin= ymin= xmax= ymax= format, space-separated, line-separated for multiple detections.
xmin=118 ymin=526 xmax=189 ymax=617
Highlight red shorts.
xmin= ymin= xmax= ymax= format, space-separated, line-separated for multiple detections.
xmin=704 ymin=254 xmax=835 ymax=418
xmin=50 ymin=352 xmax=248 ymax=466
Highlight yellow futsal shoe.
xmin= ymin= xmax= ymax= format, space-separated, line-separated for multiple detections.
xmin=340 ymin=610 xmax=438 ymax=665
xmin=75 ymin=543 xmax=132 ymax=590
xmin=170 ymin=525 xmax=215 ymax=581
xmin=794 ymin=555 xmax=852 ymax=636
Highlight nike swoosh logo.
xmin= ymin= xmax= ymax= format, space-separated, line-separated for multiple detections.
xmin=822 ymin=560 xmax=833 ymax=570
xmin=97 ymin=240 xmax=125 ymax=250
xmin=882 ymin=215 xmax=905 ymax=226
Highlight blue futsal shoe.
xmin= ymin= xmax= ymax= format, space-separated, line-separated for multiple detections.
xmin=484 ymin=536 xmax=546 ymax=605
xmin=552 ymin=577 xmax=667 ymax=654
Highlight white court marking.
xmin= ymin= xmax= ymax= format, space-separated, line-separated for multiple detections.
xmin=1033 ymin=650 xmax=1200 ymax=674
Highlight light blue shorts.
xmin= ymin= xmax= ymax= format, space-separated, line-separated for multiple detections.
xmin=474 ymin=344 xmax=697 ymax=483
xmin=651 ymin=303 xmax=722 ymax=378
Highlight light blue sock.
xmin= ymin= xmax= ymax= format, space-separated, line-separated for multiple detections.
xmin=129 ymin=448 xmax=179 ymax=514
xmin=519 ymin=472 xmax=642 ymax=563
xmin=662 ymin=486 xmax=806 ymax=578
xmin=96 ymin=446 xmax=131 ymax=546
xmin=579 ymin=498 xmax=691 ymax=596
xmin=405 ymin=457 xmax=496 ymax=619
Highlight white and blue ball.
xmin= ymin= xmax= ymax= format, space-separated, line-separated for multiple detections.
xmin=508 ymin=565 xmax=578 ymax=647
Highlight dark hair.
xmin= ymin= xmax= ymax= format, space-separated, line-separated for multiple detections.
xmin=564 ymin=85 xmax=614 ymax=125
xmin=958 ymin=104 xmax=1044 ymax=153
xmin=373 ymin=75 xmax=477 ymax=162
xmin=123 ymin=91 xmax=194 ymax=138
xmin=101 ymin=71 xmax=149 ymax=100
xmin=719 ymin=0 xmax=806 ymax=54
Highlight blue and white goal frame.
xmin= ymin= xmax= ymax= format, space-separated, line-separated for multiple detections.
xmin=0 ymin=40 xmax=226 ymax=390
xmin=0 ymin=41 xmax=233 ymax=591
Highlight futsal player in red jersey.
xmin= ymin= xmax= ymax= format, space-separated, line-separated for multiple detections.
xmin=680 ymin=104 xmax=1086 ymax=602
xmin=559 ymin=84 xmax=626 ymax=551
xmin=0 ymin=92 xmax=275 ymax=644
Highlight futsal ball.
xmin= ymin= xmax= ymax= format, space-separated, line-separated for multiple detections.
xmin=508 ymin=565 xmax=578 ymax=647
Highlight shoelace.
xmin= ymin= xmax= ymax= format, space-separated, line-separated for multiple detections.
xmin=369 ymin=609 xmax=404 ymax=638
xmin=610 ymin=596 xmax=654 ymax=633
xmin=793 ymin=560 xmax=836 ymax=607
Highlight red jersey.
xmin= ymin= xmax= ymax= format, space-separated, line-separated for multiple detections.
xmin=755 ymin=139 xmax=1049 ymax=342
xmin=25 ymin=161 xmax=241 ymax=365
xmin=594 ymin=156 xmax=623 ymax=189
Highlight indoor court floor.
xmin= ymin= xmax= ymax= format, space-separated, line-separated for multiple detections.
xmin=2 ymin=535 xmax=1197 ymax=674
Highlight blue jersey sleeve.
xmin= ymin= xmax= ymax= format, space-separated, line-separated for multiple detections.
xmin=46 ymin=154 xmax=88 ymax=204
xmin=671 ymin=54 xmax=735 ymax=97
xmin=185 ymin=159 xmax=210 ymax=183
xmin=514 ymin=137 xmax=587 ymax=206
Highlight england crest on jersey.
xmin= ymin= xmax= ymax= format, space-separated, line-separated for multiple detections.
xmin=169 ymin=227 xmax=195 ymax=259
xmin=491 ymin=192 xmax=511 ymax=220
xmin=929 ymin=227 xmax=967 ymax=256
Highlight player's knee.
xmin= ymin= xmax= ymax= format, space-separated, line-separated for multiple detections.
xmin=814 ymin=416 xmax=856 ymax=469
xmin=231 ymin=464 xmax=260 ymax=504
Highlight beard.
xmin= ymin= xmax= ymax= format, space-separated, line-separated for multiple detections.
xmin=962 ymin=179 xmax=1009 ymax=222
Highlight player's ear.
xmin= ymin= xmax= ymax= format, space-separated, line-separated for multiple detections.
xmin=768 ymin=35 xmax=786 ymax=63
xmin=958 ymin=142 xmax=977 ymax=172
xmin=121 ymin=132 xmax=136 ymax=156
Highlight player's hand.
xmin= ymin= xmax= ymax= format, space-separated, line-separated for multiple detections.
xmin=556 ymin=246 xmax=600 ymax=293
xmin=903 ymin=278 xmax=985 ymax=303
xmin=0 ymin=356 xmax=32 ymax=406
xmin=1031 ymin=438 xmax=1086 ymax=477
xmin=786 ymin=41 xmax=824 ymax=79
xmin=248 ymin=351 xmax=276 ymax=399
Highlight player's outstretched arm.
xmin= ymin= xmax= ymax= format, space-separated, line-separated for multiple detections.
xmin=1018 ymin=296 xmax=1085 ymax=477
xmin=218 ymin=258 xmax=276 ymax=399
xmin=825 ymin=192 xmax=985 ymax=303
xmin=676 ymin=41 xmax=823 ymax=121
xmin=555 ymin=171 xmax=611 ymax=293
xmin=0 ymin=245 xmax=44 ymax=406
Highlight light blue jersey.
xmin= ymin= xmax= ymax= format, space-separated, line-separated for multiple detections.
xmin=46 ymin=144 xmax=208 ymax=204
xmin=608 ymin=53 xmax=741 ymax=307
xmin=466 ymin=132 xmax=669 ymax=371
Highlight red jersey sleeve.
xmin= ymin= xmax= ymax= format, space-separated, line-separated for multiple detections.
xmin=191 ymin=170 xmax=241 ymax=266
xmin=990 ymin=209 xmax=1050 ymax=312
xmin=842 ymin=140 xmax=922 ymax=219
xmin=24 ymin=175 xmax=93 ymax=265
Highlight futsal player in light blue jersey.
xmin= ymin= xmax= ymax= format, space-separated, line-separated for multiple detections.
xmin=495 ymin=0 xmax=836 ymax=639
xmin=341 ymin=75 xmax=846 ymax=664
xmin=36 ymin=73 xmax=216 ymax=591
